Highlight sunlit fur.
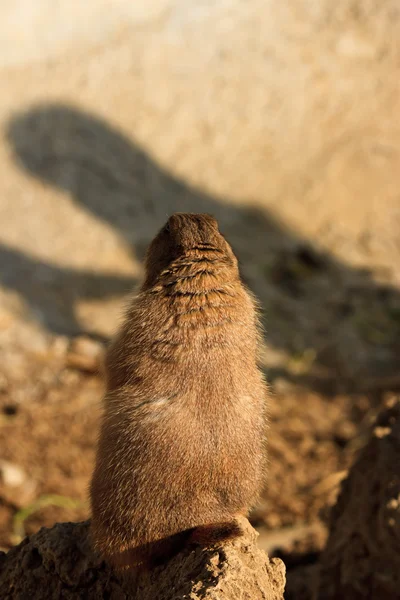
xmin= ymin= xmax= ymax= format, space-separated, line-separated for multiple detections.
xmin=90 ymin=213 xmax=268 ymax=569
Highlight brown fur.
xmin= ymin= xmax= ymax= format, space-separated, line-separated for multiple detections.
xmin=89 ymin=213 xmax=268 ymax=569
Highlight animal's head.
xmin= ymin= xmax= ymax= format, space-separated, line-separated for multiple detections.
xmin=143 ymin=213 xmax=238 ymax=288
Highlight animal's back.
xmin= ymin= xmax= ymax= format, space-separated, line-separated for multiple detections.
xmin=90 ymin=213 xmax=268 ymax=568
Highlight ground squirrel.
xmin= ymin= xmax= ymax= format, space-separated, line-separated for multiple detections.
xmin=90 ymin=213 xmax=268 ymax=569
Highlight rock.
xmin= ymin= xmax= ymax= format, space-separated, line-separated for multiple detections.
xmin=0 ymin=517 xmax=285 ymax=599
xmin=315 ymin=398 xmax=400 ymax=599
xmin=0 ymin=461 xmax=37 ymax=509
xmin=65 ymin=337 xmax=104 ymax=373
xmin=0 ymin=462 xmax=26 ymax=488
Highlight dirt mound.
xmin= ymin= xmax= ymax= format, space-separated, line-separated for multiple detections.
xmin=0 ymin=517 xmax=285 ymax=599
xmin=316 ymin=398 xmax=400 ymax=599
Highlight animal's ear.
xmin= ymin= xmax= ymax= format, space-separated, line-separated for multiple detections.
xmin=166 ymin=213 xmax=182 ymax=234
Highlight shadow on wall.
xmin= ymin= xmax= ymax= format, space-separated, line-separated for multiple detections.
xmin=4 ymin=104 xmax=400 ymax=393
xmin=0 ymin=243 xmax=134 ymax=339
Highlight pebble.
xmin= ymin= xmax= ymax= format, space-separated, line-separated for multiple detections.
xmin=0 ymin=461 xmax=37 ymax=508
xmin=0 ymin=461 xmax=26 ymax=487
xmin=66 ymin=336 xmax=104 ymax=373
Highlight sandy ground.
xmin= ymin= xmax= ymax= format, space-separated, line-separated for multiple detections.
xmin=1 ymin=1 xmax=400 ymax=597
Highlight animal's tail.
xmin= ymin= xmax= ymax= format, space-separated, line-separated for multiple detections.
xmin=189 ymin=520 xmax=242 ymax=546
xmin=101 ymin=521 xmax=242 ymax=571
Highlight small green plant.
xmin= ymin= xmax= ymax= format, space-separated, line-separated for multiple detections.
xmin=12 ymin=494 xmax=84 ymax=544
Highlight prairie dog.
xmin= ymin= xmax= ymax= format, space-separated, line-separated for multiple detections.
xmin=90 ymin=213 xmax=268 ymax=569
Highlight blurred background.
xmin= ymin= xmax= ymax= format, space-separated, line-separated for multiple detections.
xmin=1 ymin=1 xmax=400 ymax=597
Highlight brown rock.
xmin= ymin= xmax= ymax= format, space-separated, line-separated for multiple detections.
xmin=0 ymin=517 xmax=285 ymax=599
xmin=315 ymin=398 xmax=400 ymax=600
xmin=65 ymin=337 xmax=104 ymax=373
